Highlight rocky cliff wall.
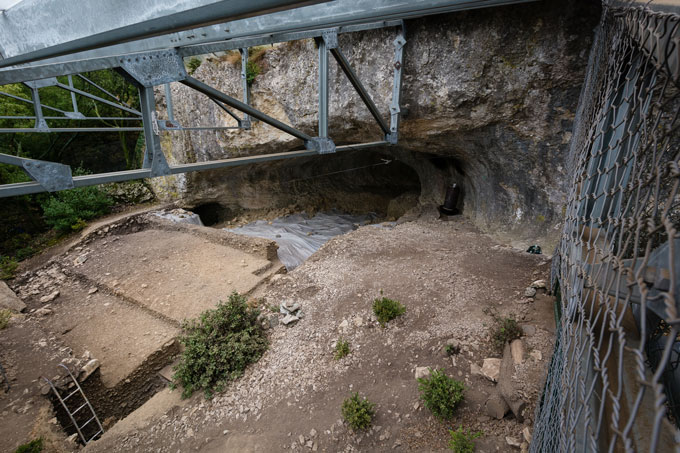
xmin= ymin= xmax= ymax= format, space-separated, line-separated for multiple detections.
xmin=152 ymin=0 xmax=600 ymax=250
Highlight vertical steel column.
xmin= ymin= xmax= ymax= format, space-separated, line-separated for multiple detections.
xmin=29 ymin=87 xmax=48 ymax=131
xmin=67 ymin=75 xmax=79 ymax=115
xmin=240 ymin=48 xmax=251 ymax=129
xmin=139 ymin=86 xmax=170 ymax=176
xmin=164 ymin=83 xmax=175 ymax=122
xmin=318 ymin=37 xmax=329 ymax=138
xmin=388 ymin=24 xmax=406 ymax=145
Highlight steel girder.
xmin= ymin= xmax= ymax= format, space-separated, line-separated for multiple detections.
xmin=0 ymin=0 xmax=538 ymax=198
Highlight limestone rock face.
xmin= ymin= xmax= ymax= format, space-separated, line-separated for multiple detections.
xmin=152 ymin=0 xmax=600 ymax=247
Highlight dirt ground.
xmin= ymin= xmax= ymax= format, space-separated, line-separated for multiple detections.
xmin=0 ymin=209 xmax=282 ymax=452
xmin=60 ymin=205 xmax=556 ymax=453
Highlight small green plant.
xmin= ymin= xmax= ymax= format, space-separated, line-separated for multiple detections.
xmin=0 ymin=255 xmax=18 ymax=280
xmin=445 ymin=344 xmax=459 ymax=356
xmin=186 ymin=57 xmax=202 ymax=75
xmin=172 ymin=291 xmax=269 ymax=399
xmin=448 ymin=426 xmax=482 ymax=453
xmin=373 ymin=296 xmax=406 ymax=327
xmin=0 ymin=309 xmax=12 ymax=329
xmin=341 ymin=393 xmax=375 ymax=431
xmin=246 ymin=60 xmax=260 ymax=86
xmin=334 ymin=338 xmax=350 ymax=360
xmin=14 ymin=438 xmax=43 ymax=453
xmin=41 ymin=184 xmax=112 ymax=234
xmin=418 ymin=368 xmax=465 ymax=420
xmin=492 ymin=317 xmax=522 ymax=351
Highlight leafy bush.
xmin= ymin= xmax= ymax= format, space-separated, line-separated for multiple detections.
xmin=341 ymin=393 xmax=375 ymax=431
xmin=41 ymin=186 xmax=112 ymax=234
xmin=373 ymin=296 xmax=405 ymax=327
xmin=14 ymin=438 xmax=43 ymax=453
xmin=492 ymin=317 xmax=522 ymax=351
xmin=418 ymin=368 xmax=465 ymax=420
xmin=448 ymin=426 xmax=482 ymax=453
xmin=334 ymin=338 xmax=350 ymax=360
xmin=0 ymin=256 xmax=18 ymax=280
xmin=186 ymin=57 xmax=202 ymax=75
xmin=172 ymin=292 xmax=269 ymax=399
xmin=0 ymin=309 xmax=12 ymax=329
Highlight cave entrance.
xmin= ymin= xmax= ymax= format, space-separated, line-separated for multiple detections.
xmin=191 ymin=149 xmax=422 ymax=268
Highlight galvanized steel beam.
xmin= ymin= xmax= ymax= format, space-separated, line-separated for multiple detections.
xmin=0 ymin=0 xmax=327 ymax=67
xmin=180 ymin=76 xmax=313 ymax=144
xmin=0 ymin=141 xmax=388 ymax=197
xmin=3 ymin=0 xmax=536 ymax=74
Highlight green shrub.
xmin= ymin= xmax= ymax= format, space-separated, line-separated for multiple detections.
xmin=0 ymin=309 xmax=12 ymax=329
xmin=246 ymin=60 xmax=260 ymax=85
xmin=334 ymin=338 xmax=350 ymax=360
xmin=492 ymin=317 xmax=522 ymax=351
xmin=186 ymin=57 xmax=202 ymax=75
xmin=41 ymin=186 xmax=112 ymax=234
xmin=341 ymin=393 xmax=375 ymax=431
xmin=172 ymin=291 xmax=269 ymax=399
xmin=14 ymin=438 xmax=43 ymax=453
xmin=448 ymin=426 xmax=482 ymax=453
xmin=373 ymin=296 xmax=405 ymax=327
xmin=0 ymin=255 xmax=18 ymax=280
xmin=418 ymin=368 xmax=465 ymax=420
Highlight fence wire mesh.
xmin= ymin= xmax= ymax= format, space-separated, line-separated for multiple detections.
xmin=532 ymin=1 xmax=680 ymax=452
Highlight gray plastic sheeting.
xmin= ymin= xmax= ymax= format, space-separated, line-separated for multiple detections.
xmin=227 ymin=211 xmax=376 ymax=270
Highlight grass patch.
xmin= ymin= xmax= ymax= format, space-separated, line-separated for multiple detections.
xmin=0 ymin=309 xmax=12 ymax=329
xmin=372 ymin=296 xmax=405 ymax=327
xmin=448 ymin=426 xmax=482 ymax=453
xmin=492 ymin=317 xmax=522 ymax=351
xmin=186 ymin=57 xmax=202 ymax=75
xmin=334 ymin=338 xmax=350 ymax=360
xmin=418 ymin=368 xmax=465 ymax=420
xmin=341 ymin=393 xmax=375 ymax=431
xmin=172 ymin=291 xmax=269 ymax=399
xmin=14 ymin=438 xmax=43 ymax=453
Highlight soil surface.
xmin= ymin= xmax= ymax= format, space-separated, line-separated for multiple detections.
xmin=68 ymin=205 xmax=555 ymax=453
xmin=0 ymin=210 xmax=282 ymax=452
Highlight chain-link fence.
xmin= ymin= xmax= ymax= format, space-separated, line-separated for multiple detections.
xmin=532 ymin=1 xmax=680 ymax=452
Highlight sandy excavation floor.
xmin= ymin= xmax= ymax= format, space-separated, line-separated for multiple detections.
xmin=69 ymin=206 xmax=557 ymax=453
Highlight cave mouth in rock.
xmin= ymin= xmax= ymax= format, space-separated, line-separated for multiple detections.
xmin=191 ymin=149 xmax=424 ymax=227
xmin=190 ymin=149 xmax=423 ymax=267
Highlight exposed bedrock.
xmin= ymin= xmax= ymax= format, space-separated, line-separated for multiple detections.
xmin=152 ymin=0 xmax=600 ymax=249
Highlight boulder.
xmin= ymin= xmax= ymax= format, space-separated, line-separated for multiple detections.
xmin=499 ymin=344 xmax=527 ymax=421
xmin=415 ymin=367 xmax=431 ymax=380
xmin=79 ymin=359 xmax=100 ymax=382
xmin=485 ymin=391 xmax=510 ymax=419
xmin=510 ymin=339 xmax=525 ymax=364
xmin=480 ymin=358 xmax=501 ymax=382
xmin=0 ymin=281 xmax=25 ymax=312
xmin=39 ymin=290 xmax=60 ymax=303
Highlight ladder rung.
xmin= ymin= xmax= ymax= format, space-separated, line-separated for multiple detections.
xmin=87 ymin=430 xmax=103 ymax=443
xmin=71 ymin=402 xmax=88 ymax=415
xmin=79 ymin=416 xmax=96 ymax=429
xmin=62 ymin=389 xmax=79 ymax=401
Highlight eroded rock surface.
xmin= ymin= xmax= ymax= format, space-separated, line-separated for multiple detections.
xmin=152 ymin=0 xmax=599 ymax=248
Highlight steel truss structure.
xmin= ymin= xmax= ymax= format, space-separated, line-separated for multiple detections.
xmin=0 ymin=0 xmax=536 ymax=198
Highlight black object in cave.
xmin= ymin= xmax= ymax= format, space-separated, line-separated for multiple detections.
xmin=439 ymin=183 xmax=460 ymax=216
